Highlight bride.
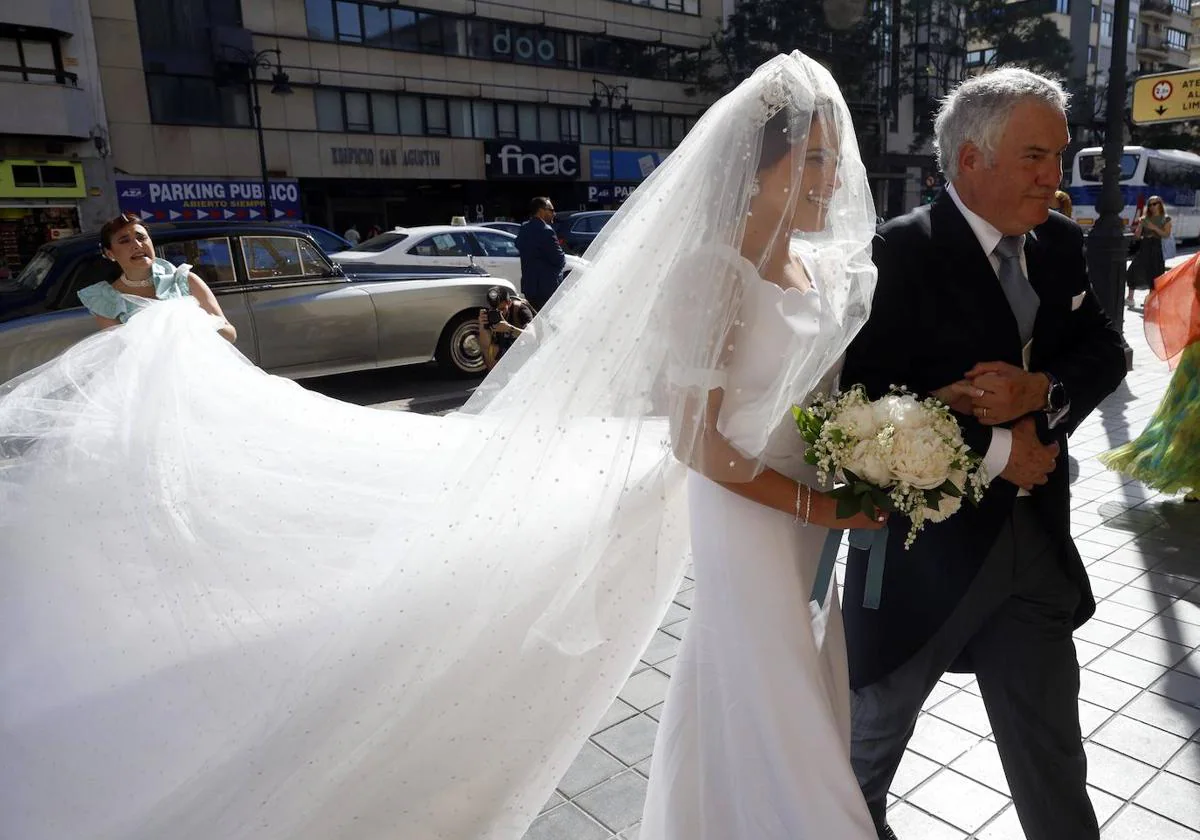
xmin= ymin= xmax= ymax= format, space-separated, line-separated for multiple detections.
xmin=0 ymin=52 xmax=879 ymax=840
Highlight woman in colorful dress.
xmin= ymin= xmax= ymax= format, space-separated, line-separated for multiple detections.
xmin=1102 ymin=251 xmax=1200 ymax=501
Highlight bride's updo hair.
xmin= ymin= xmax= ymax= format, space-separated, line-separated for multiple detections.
xmin=756 ymin=97 xmax=839 ymax=174
xmin=99 ymin=212 xmax=144 ymax=250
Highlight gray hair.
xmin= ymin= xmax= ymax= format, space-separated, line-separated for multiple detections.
xmin=934 ymin=67 xmax=1069 ymax=181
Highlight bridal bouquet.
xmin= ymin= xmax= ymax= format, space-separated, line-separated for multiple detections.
xmin=793 ymin=385 xmax=988 ymax=547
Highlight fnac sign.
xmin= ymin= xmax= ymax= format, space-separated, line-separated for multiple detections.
xmin=484 ymin=141 xmax=580 ymax=180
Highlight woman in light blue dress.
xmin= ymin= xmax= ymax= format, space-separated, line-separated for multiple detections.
xmin=78 ymin=212 xmax=236 ymax=341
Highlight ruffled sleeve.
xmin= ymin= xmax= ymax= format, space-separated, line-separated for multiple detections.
xmin=151 ymin=258 xmax=192 ymax=299
xmin=77 ymin=282 xmax=129 ymax=323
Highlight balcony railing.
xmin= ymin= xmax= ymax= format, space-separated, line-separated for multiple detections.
xmin=0 ymin=66 xmax=79 ymax=86
xmin=1137 ymin=35 xmax=1170 ymax=57
xmin=1140 ymin=0 xmax=1173 ymax=19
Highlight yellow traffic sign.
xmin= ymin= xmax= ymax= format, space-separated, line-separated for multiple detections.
xmin=1132 ymin=69 xmax=1200 ymax=125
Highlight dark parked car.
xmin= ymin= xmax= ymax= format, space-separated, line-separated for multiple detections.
xmin=277 ymin=222 xmax=352 ymax=254
xmin=480 ymin=221 xmax=522 ymax=236
xmin=553 ymin=211 xmax=615 ymax=255
xmin=0 ymin=223 xmax=515 ymax=382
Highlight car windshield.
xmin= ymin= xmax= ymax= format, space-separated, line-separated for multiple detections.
xmin=2 ymin=249 xmax=55 ymax=292
xmin=348 ymin=232 xmax=409 ymax=252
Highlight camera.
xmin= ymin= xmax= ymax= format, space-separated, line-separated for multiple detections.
xmin=483 ymin=286 xmax=511 ymax=329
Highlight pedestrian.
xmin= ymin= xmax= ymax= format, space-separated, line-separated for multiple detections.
xmin=344 ymin=223 xmax=361 ymax=245
xmin=366 ymin=225 xmax=381 ymax=240
xmin=514 ymin=197 xmax=565 ymax=311
xmin=1127 ymin=195 xmax=1171 ymax=309
xmin=1102 ymin=251 xmax=1200 ymax=502
xmin=1051 ymin=189 xmax=1072 ymax=218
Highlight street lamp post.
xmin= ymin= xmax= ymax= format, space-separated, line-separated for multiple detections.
xmin=1086 ymin=0 xmax=1132 ymax=363
xmin=589 ymin=79 xmax=634 ymax=202
xmin=222 ymin=47 xmax=293 ymax=220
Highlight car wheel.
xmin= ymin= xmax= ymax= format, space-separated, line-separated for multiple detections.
xmin=436 ymin=312 xmax=486 ymax=377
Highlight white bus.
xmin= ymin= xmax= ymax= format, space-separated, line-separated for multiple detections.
xmin=1068 ymin=145 xmax=1200 ymax=240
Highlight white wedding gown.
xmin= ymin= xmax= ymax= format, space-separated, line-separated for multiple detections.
xmin=641 ymin=274 xmax=877 ymax=839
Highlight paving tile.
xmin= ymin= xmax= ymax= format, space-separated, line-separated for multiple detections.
xmin=1083 ymin=742 xmax=1158 ymax=799
xmin=1091 ymin=576 xmax=1128 ymax=600
xmin=1087 ymin=651 xmax=1170 ymax=687
xmin=975 ymin=805 xmax=1023 ymax=840
xmin=1150 ymin=669 xmax=1200 ymax=708
xmin=1122 ymin=692 xmax=1200 ymax=739
xmin=1079 ymin=699 xmax=1117 ymax=738
xmin=1077 ymin=619 xmax=1135 ymax=647
xmin=521 ymin=802 xmax=610 ymax=840
xmin=1166 ymin=740 xmax=1200 ymax=784
xmin=633 ymin=756 xmax=652 ymax=779
xmin=929 ymin=689 xmax=992 ymax=737
xmin=573 ymin=770 xmax=647 ymax=834
xmin=671 ymin=588 xmax=694 ymax=609
xmin=1077 ymin=639 xmax=1109 ymax=667
xmin=1114 ymin=632 xmax=1194 ymax=668
xmin=637 ymin=631 xmax=680 ymax=667
xmin=1100 ymin=804 xmax=1200 ymax=840
xmin=906 ymin=713 xmax=983 ymax=765
xmin=889 ymin=750 xmax=941 ymax=797
xmin=618 ymin=669 xmax=670 ymax=712
xmin=643 ymin=703 xmax=663 ymax=722
xmin=1090 ymin=784 xmax=1125 ymax=826
xmin=592 ymin=698 xmax=639 ymax=736
xmin=1106 ymin=584 xmax=1179 ymax=613
xmin=948 ymin=739 xmax=1010 ymax=796
xmin=923 ymin=681 xmax=958 ymax=709
xmin=907 ymin=769 xmax=1009 ymax=833
xmin=1091 ymin=715 xmax=1188 ymax=769
xmin=657 ymin=602 xmax=688 ymax=628
xmin=542 ymin=791 xmax=564 ymax=814
xmin=557 ymin=740 xmax=627 ymax=798
xmin=1091 ymin=560 xmax=1151 ymax=585
xmin=591 ymin=714 xmax=658 ymax=767
xmin=1129 ymin=572 xmax=1200 ymax=598
xmin=1079 ymin=669 xmax=1145 ymax=711
xmin=659 ymin=617 xmax=688 ymax=641
xmin=618 ymin=823 xmax=640 ymax=840
xmin=1092 ymin=600 xmax=1159 ymax=631
xmin=1140 ymin=616 xmax=1200 ymax=649
xmin=1133 ymin=770 xmax=1200 ymax=830
xmin=883 ymin=801 xmax=968 ymax=840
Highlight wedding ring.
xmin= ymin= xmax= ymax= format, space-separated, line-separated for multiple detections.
xmin=982 ymin=407 xmax=989 ymax=417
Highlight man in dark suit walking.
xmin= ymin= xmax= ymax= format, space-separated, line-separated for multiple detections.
xmin=841 ymin=68 xmax=1127 ymax=840
xmin=515 ymin=197 xmax=566 ymax=312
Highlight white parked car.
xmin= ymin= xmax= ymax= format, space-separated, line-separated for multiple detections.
xmin=330 ymin=225 xmax=586 ymax=292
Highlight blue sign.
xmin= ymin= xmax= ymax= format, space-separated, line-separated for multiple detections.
xmin=116 ymin=178 xmax=303 ymax=222
xmin=589 ymin=150 xmax=664 ymax=182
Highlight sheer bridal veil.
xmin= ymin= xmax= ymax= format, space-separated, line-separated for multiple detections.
xmin=0 ymin=53 xmax=876 ymax=839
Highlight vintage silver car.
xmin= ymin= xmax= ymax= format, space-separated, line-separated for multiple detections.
xmin=0 ymin=223 xmax=515 ymax=382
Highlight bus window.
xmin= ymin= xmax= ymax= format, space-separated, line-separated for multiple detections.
xmin=1077 ymin=152 xmax=1139 ymax=182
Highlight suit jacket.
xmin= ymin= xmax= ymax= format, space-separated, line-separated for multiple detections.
xmin=516 ymin=218 xmax=566 ymax=303
xmin=840 ymin=192 xmax=1127 ymax=690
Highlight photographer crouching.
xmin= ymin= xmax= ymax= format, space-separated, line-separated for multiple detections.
xmin=477 ymin=286 xmax=536 ymax=371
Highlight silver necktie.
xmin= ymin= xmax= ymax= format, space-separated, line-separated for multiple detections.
xmin=993 ymin=235 xmax=1040 ymax=348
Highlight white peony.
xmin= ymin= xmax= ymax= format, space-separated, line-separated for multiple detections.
xmin=872 ymin=394 xmax=925 ymax=430
xmin=843 ymin=438 xmax=892 ymax=487
xmin=887 ymin=426 xmax=954 ymax=489
xmin=836 ymin=402 xmax=879 ymax=438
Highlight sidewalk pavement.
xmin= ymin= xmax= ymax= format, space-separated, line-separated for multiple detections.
xmin=524 ymin=300 xmax=1200 ymax=840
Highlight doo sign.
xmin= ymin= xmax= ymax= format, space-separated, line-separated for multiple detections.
xmin=484 ymin=141 xmax=580 ymax=180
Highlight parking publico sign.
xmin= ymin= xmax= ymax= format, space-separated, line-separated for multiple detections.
xmin=116 ymin=178 xmax=303 ymax=221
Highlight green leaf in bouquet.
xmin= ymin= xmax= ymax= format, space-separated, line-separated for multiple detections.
xmin=869 ymin=487 xmax=894 ymax=512
xmin=791 ymin=405 xmax=803 ymax=423
xmin=804 ymin=449 xmax=819 ymax=466
xmin=854 ymin=482 xmax=873 ymax=495
xmin=937 ymin=479 xmax=963 ymax=498
xmin=924 ymin=490 xmax=941 ymax=508
xmin=829 ymin=428 xmax=845 ymax=444
xmin=860 ymin=493 xmax=878 ymax=518
xmin=843 ymin=469 xmax=862 ymax=485
xmin=836 ymin=495 xmax=861 ymax=520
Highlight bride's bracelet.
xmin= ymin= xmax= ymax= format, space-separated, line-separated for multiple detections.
xmin=795 ymin=483 xmax=812 ymax=527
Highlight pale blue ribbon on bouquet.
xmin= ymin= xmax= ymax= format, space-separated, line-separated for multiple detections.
xmin=810 ymin=526 xmax=889 ymax=609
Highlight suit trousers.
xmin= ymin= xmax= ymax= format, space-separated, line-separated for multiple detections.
xmin=849 ymin=500 xmax=1099 ymax=840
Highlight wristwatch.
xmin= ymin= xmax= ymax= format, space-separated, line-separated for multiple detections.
xmin=1044 ymin=373 xmax=1067 ymax=413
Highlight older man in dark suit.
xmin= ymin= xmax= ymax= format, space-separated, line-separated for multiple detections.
xmin=515 ymin=196 xmax=566 ymax=312
xmin=841 ymin=68 xmax=1127 ymax=840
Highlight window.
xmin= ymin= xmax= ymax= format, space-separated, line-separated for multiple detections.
xmin=425 ymin=98 xmax=448 ymax=135
xmin=448 ymin=100 xmax=472 ymax=137
xmin=496 ymin=103 xmax=517 ymax=138
xmin=158 ymin=237 xmax=236 ymax=287
xmin=580 ymin=110 xmax=601 ymax=144
xmin=1102 ymin=10 xmax=1112 ymax=37
xmin=390 ymin=9 xmax=419 ymax=50
xmin=572 ymin=215 xmax=609 ymax=234
xmin=362 ymin=4 xmax=390 ymax=46
xmin=472 ymin=101 xmax=496 ymax=138
xmin=372 ymin=92 xmax=398 ymax=134
xmin=1088 ymin=45 xmax=1097 ymax=64
xmin=520 ymin=105 xmax=540 ymax=140
xmin=349 ymin=232 xmax=408 ymax=252
xmin=411 ymin=232 xmax=470 ymax=257
xmin=335 ymin=1 xmax=362 ymax=43
xmin=345 ymin=91 xmax=370 ymax=131
xmin=1166 ymin=27 xmax=1189 ymax=50
xmin=146 ymin=74 xmax=250 ymax=126
xmin=11 ymin=164 xmax=77 ymax=189
xmin=315 ymin=89 xmax=343 ymax=130
xmin=0 ymin=29 xmax=72 ymax=85
xmin=1172 ymin=0 xmax=1190 ymax=12
xmin=305 ymin=0 xmax=335 ymax=38
xmin=1077 ymin=152 xmax=1140 ymax=182
xmin=635 ymin=114 xmax=653 ymax=147
xmin=472 ymin=231 xmax=520 ymax=257
xmin=241 ymin=236 xmax=327 ymax=281
xmin=398 ymin=96 xmax=423 ymax=133
xmin=559 ymin=109 xmax=581 ymax=143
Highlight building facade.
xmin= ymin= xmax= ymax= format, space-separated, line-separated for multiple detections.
xmin=0 ymin=0 xmax=112 ymax=277
xmin=92 ymin=0 xmax=719 ymax=233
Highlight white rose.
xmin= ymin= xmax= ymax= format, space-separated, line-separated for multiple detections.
xmin=887 ymin=426 xmax=953 ymax=489
xmin=873 ymin=394 xmax=925 ymax=430
xmin=925 ymin=492 xmax=963 ymax=523
xmin=836 ymin=403 xmax=879 ymax=438
xmin=844 ymin=438 xmax=892 ymax=487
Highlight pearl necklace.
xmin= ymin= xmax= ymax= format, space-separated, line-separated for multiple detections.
xmin=120 ymin=273 xmax=153 ymax=289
